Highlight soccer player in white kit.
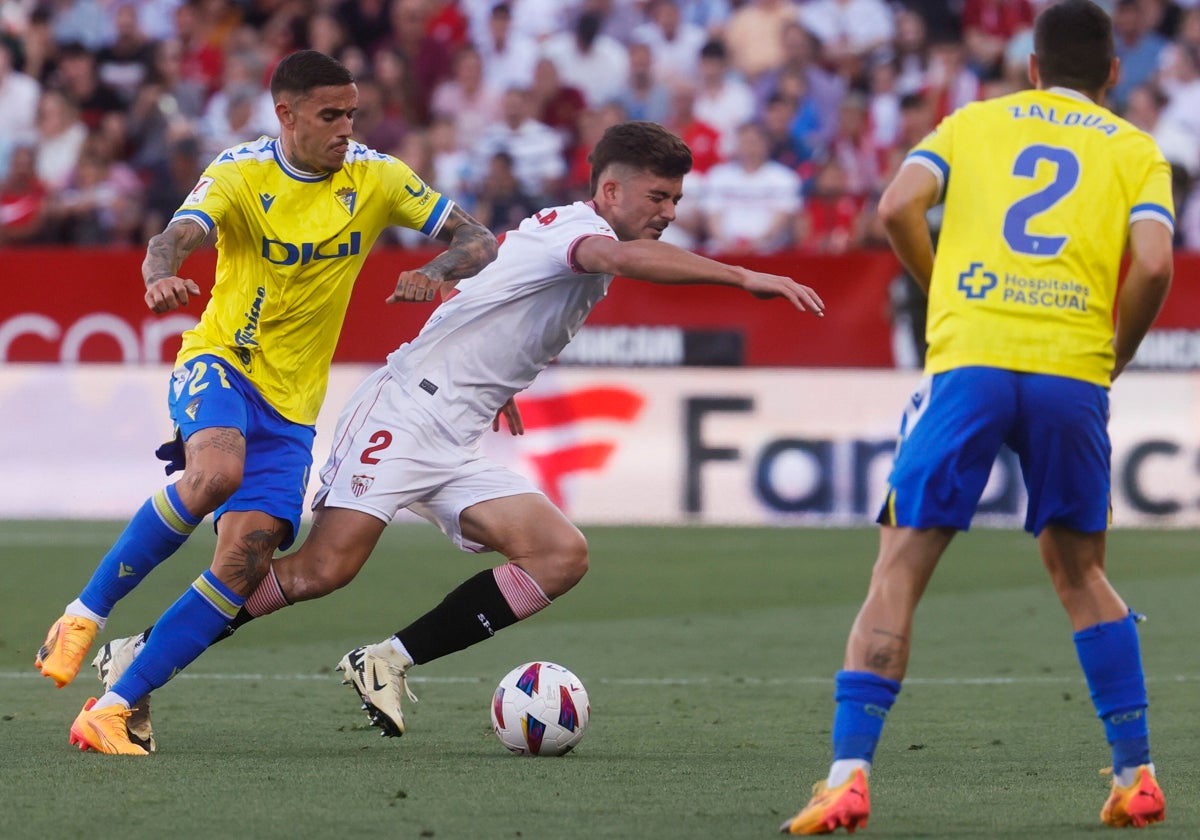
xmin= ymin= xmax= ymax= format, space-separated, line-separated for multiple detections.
xmin=92 ymin=121 xmax=824 ymax=747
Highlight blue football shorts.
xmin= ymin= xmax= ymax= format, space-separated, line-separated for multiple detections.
xmin=877 ymin=366 xmax=1111 ymax=535
xmin=156 ymin=353 xmax=315 ymax=549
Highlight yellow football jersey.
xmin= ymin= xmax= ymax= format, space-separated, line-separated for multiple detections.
xmin=171 ymin=137 xmax=451 ymax=424
xmin=907 ymin=87 xmax=1174 ymax=385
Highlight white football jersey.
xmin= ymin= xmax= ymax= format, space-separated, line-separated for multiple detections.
xmin=386 ymin=201 xmax=618 ymax=443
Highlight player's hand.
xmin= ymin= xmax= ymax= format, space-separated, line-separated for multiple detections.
xmin=741 ymin=269 xmax=826 ymax=317
xmin=493 ymin=397 xmax=524 ymax=436
xmin=145 ymin=276 xmax=202 ymax=313
xmin=388 ymin=269 xmax=443 ymax=303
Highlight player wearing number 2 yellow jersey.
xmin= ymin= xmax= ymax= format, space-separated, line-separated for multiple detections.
xmin=38 ymin=52 xmax=498 ymax=754
xmin=782 ymin=1 xmax=1172 ymax=833
xmin=909 ymin=85 xmax=1173 ymax=386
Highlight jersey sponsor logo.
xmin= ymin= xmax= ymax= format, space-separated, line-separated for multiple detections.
xmin=404 ymin=177 xmax=427 ymax=199
xmin=183 ymin=177 xmax=214 ymax=206
xmin=419 ymin=378 xmax=438 ymax=395
xmin=259 ymin=192 xmax=276 ymax=213
xmin=335 ymin=186 xmax=357 ymax=215
xmin=260 ymin=232 xmax=362 ymax=266
xmin=234 ymin=286 xmax=267 ymax=348
xmin=1006 ymin=103 xmax=1118 ymax=136
xmin=957 ymin=262 xmax=998 ymax=299
xmin=1000 ymin=273 xmax=1090 ymax=311
xmin=350 ymin=474 xmax=374 ymax=497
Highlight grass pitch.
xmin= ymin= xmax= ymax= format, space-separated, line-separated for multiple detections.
xmin=1 ymin=522 xmax=1196 ymax=839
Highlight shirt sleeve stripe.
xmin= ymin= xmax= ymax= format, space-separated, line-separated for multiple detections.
xmin=1129 ymin=202 xmax=1175 ymax=232
xmin=420 ymin=196 xmax=453 ymax=237
xmin=904 ymin=150 xmax=949 ymax=192
xmin=170 ymin=209 xmax=213 ymax=233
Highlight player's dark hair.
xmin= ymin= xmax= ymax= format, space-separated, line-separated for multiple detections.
xmin=1034 ymin=0 xmax=1114 ymax=95
xmin=269 ymin=49 xmax=354 ymax=101
xmin=588 ymin=121 xmax=693 ymax=195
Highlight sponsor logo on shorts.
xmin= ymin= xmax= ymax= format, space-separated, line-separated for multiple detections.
xmin=350 ymin=474 xmax=374 ymax=496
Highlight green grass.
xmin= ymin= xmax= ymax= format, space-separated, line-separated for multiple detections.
xmin=1 ymin=522 xmax=1196 ymax=839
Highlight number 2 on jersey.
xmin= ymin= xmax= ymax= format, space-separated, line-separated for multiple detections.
xmin=1001 ymin=144 xmax=1080 ymax=257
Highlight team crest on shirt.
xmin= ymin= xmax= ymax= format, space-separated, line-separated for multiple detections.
xmin=335 ymin=187 xmax=357 ymax=216
xmin=350 ymin=474 xmax=374 ymax=496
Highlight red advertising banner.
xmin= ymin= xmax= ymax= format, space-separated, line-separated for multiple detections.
xmin=3 ymin=248 xmax=1198 ymax=367
xmin=0 ymin=247 xmax=899 ymax=366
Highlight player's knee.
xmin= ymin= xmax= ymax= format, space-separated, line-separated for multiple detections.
xmin=180 ymin=459 xmax=244 ymax=512
xmin=551 ymin=528 xmax=589 ymax=590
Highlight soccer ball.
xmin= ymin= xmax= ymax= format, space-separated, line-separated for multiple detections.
xmin=491 ymin=661 xmax=590 ymax=756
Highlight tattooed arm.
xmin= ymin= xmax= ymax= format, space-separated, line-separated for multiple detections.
xmin=388 ymin=205 xmax=499 ymax=303
xmin=143 ymin=219 xmax=208 ymax=313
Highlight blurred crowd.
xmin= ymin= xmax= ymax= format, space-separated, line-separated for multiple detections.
xmin=0 ymin=0 xmax=1198 ymax=252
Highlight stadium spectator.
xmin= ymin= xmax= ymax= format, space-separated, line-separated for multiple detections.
xmin=53 ymin=41 xmax=125 ymax=131
xmin=631 ymin=0 xmax=708 ymax=83
xmin=378 ymin=0 xmax=453 ymax=125
xmin=472 ymin=86 xmax=566 ymax=203
xmin=529 ymin=57 xmax=587 ymax=156
xmin=961 ymin=0 xmax=1035 ymax=80
xmin=95 ymin=2 xmax=156 ymax=104
xmin=139 ymin=132 xmax=203 ymax=243
xmin=0 ymin=144 xmax=49 ymax=244
xmin=1157 ymin=44 xmax=1200 ymax=147
xmin=794 ymin=157 xmax=866 ymax=253
xmin=663 ymin=80 xmax=722 ymax=173
xmin=335 ymin=0 xmax=392 ymax=55
xmin=430 ymin=45 xmax=501 ymax=147
xmin=305 ymin=11 xmax=349 ymax=59
xmin=797 ymin=0 xmax=896 ymax=75
xmin=0 ymin=38 xmax=40 ymax=157
xmin=428 ymin=115 xmax=473 ymax=208
xmin=198 ymin=49 xmax=276 ymax=151
xmin=32 ymin=88 xmax=86 ymax=190
xmin=724 ymin=0 xmax=800 ymax=82
xmin=1123 ymin=82 xmax=1199 ymax=178
xmin=693 ymin=38 xmax=755 ymax=157
xmin=171 ymin=1 xmax=224 ymax=100
xmin=760 ymin=89 xmax=812 ymax=168
xmin=1111 ymin=0 xmax=1169 ymax=109
xmin=701 ymin=121 xmax=801 ymax=254
xmin=925 ymin=34 xmax=982 ymax=120
xmin=474 ymin=2 xmax=539 ymax=92
xmin=617 ymin=41 xmax=670 ymax=124
xmin=371 ymin=45 xmax=420 ymax=130
xmin=826 ymin=91 xmax=884 ymax=197
xmin=540 ymin=10 xmax=630 ymax=108
xmin=473 ymin=149 xmax=541 ymax=235
xmin=50 ymin=0 xmax=115 ymax=52
xmin=46 ymin=128 xmax=143 ymax=245
xmin=753 ymin=22 xmax=845 ymax=150
xmin=135 ymin=0 xmax=185 ymax=43
xmin=866 ymin=52 xmax=903 ymax=149
xmin=564 ymin=101 xmax=626 ymax=198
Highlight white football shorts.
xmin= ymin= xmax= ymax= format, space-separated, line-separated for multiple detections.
xmin=313 ymin=366 xmax=542 ymax=552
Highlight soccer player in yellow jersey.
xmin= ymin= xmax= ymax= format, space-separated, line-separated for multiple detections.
xmin=781 ymin=1 xmax=1173 ymax=834
xmin=34 ymin=50 xmax=498 ymax=752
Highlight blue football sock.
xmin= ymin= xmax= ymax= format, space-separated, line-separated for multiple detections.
xmin=79 ymin=484 xmax=202 ymax=618
xmin=831 ymin=670 xmax=902 ymax=762
xmin=1074 ymin=612 xmax=1151 ymax=774
xmin=111 ymin=570 xmax=244 ymax=704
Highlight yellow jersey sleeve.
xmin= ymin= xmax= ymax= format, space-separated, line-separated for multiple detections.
xmin=909 ymin=90 xmax=1174 ymax=386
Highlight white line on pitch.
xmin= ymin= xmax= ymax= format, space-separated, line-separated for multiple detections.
xmin=1 ymin=671 xmax=1198 ymax=686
